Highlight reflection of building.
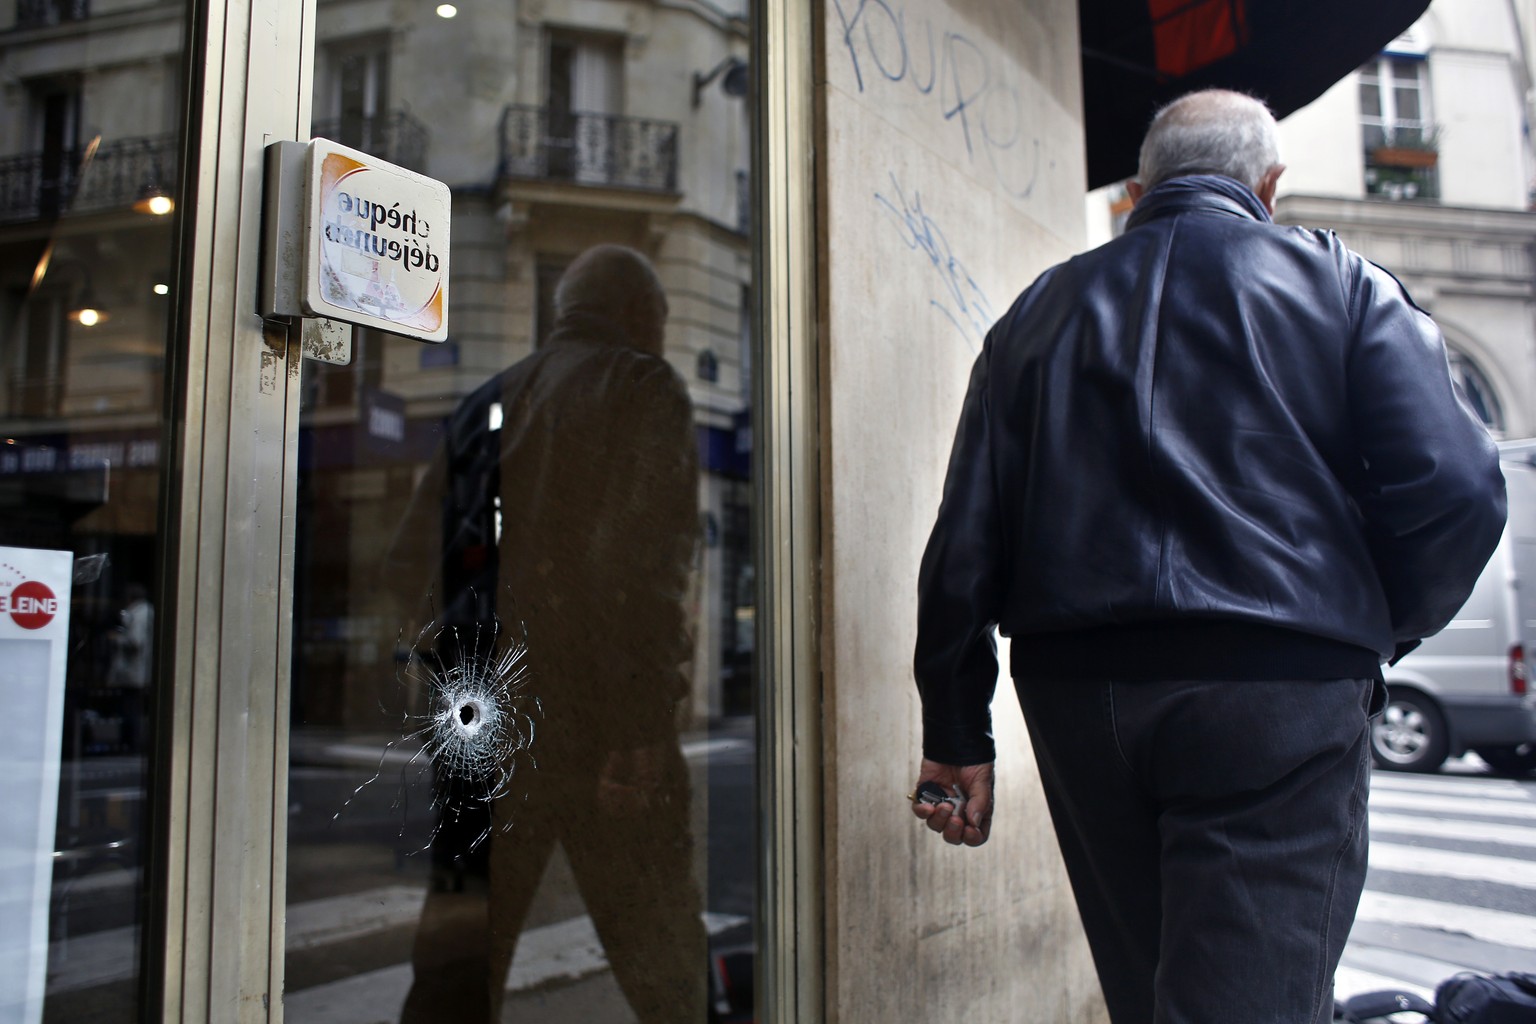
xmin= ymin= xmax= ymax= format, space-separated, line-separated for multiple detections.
xmin=300 ymin=0 xmax=753 ymax=729
xmin=1270 ymin=4 xmax=1536 ymax=439
xmin=1088 ymin=1 xmax=1536 ymax=439
xmin=0 ymin=0 xmax=181 ymax=429
xmin=1 ymin=0 xmax=755 ymax=729
xmin=0 ymin=0 xmax=180 ymax=790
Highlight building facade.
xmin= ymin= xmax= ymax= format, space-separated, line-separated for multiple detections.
xmin=1272 ymin=0 xmax=1536 ymax=437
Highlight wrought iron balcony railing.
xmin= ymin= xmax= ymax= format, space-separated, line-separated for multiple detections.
xmin=0 ymin=133 xmax=177 ymax=224
xmin=310 ymin=111 xmax=429 ymax=173
xmin=498 ymin=105 xmax=678 ymax=193
xmin=16 ymin=0 xmax=88 ymax=29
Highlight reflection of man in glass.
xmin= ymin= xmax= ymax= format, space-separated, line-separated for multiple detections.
xmin=401 ymin=244 xmax=705 ymax=1022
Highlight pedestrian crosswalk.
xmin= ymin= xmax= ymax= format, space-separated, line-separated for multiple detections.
xmin=1368 ymin=811 xmax=1536 ymax=850
xmin=1335 ymin=764 xmax=1536 ymax=1005
xmin=1354 ymin=892 xmax=1536 ymax=951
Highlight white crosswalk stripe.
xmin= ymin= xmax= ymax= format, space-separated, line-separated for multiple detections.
xmin=1367 ymin=789 xmax=1536 ymax=821
xmin=1368 ymin=841 xmax=1536 ymax=889
xmin=1355 ymin=891 xmax=1536 ymax=951
xmin=1371 ymin=811 xmax=1536 ymax=849
xmin=1335 ymin=769 xmax=1536 ymax=1014
xmin=1370 ymin=773 xmax=1529 ymax=799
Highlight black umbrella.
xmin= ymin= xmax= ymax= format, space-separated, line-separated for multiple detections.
xmin=1082 ymin=0 xmax=1432 ymax=188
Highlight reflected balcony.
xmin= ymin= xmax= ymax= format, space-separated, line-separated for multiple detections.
xmin=0 ymin=134 xmax=177 ymax=224
xmin=498 ymin=105 xmax=678 ymax=193
xmin=310 ymin=111 xmax=429 ymax=173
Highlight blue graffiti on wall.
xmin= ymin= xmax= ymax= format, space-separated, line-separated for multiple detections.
xmin=874 ymin=173 xmax=995 ymax=349
xmin=831 ymin=0 xmax=1046 ymax=201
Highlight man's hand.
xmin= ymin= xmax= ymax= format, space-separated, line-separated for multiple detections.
xmin=910 ymin=759 xmax=994 ymax=847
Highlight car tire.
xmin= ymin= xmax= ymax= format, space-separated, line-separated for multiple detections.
xmin=1370 ymin=690 xmax=1449 ymax=773
xmin=1474 ymin=744 xmax=1536 ymax=777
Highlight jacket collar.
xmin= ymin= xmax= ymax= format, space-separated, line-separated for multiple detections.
xmin=545 ymin=310 xmax=637 ymax=350
xmin=1124 ymin=174 xmax=1272 ymax=231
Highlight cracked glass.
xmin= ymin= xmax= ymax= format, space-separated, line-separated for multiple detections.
xmin=284 ymin=3 xmax=757 ymax=1021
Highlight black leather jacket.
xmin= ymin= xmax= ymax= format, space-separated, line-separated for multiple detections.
xmin=915 ymin=175 xmax=1507 ymax=765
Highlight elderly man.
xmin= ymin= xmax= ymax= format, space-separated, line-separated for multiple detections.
xmin=910 ymin=90 xmax=1506 ymax=1023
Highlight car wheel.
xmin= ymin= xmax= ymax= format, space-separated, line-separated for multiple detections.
xmin=1475 ymin=744 xmax=1536 ymax=777
xmin=1370 ymin=691 xmax=1449 ymax=772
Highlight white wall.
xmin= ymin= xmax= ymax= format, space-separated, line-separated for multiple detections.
xmin=1275 ymin=77 xmax=1365 ymax=200
xmin=819 ymin=0 xmax=1106 ymax=1019
xmin=1434 ymin=47 xmax=1528 ymax=206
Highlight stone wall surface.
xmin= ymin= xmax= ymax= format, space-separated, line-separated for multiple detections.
xmin=817 ymin=0 xmax=1107 ymax=1020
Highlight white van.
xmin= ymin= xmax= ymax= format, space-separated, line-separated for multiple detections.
xmin=1371 ymin=440 xmax=1536 ymax=774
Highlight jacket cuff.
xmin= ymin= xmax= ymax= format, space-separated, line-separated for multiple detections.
xmin=921 ymin=715 xmax=995 ymax=765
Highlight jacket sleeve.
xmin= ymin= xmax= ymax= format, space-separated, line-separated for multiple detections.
xmin=1344 ymin=255 xmax=1507 ymax=654
xmin=914 ymin=336 xmax=1006 ymax=765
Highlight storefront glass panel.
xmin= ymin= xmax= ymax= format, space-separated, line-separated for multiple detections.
xmin=283 ymin=2 xmax=757 ymax=1020
xmin=0 ymin=0 xmax=187 ymax=1018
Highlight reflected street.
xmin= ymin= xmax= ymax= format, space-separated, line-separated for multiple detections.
xmin=281 ymin=718 xmax=754 ymax=1021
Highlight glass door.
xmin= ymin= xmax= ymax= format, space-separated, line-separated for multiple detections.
xmin=0 ymin=0 xmax=189 ymax=1019
xmin=283 ymin=4 xmax=758 ymax=1021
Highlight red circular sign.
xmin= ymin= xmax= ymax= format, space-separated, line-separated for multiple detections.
xmin=9 ymin=580 xmax=58 ymax=630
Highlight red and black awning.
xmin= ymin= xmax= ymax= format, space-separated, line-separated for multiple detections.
xmin=1082 ymin=0 xmax=1432 ymax=188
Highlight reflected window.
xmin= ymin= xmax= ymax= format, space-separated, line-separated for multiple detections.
xmin=546 ymin=32 xmax=622 ymax=183
xmin=1447 ymin=347 xmax=1505 ymax=435
xmin=5 ymin=285 xmax=68 ymax=417
xmin=338 ymin=46 xmax=388 ymax=127
xmin=314 ymin=39 xmax=429 ymax=171
xmin=29 ymin=78 xmax=82 ymax=220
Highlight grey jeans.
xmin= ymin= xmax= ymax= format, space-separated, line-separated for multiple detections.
xmin=1015 ymin=676 xmax=1375 ymax=1024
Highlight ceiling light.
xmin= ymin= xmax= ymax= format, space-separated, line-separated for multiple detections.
xmin=132 ymin=186 xmax=175 ymax=216
xmin=435 ymin=3 xmax=457 ymax=17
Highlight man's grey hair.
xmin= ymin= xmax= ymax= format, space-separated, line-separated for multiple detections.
xmin=1137 ymin=89 xmax=1280 ymax=191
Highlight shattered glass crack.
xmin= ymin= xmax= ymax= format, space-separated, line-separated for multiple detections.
xmin=334 ymin=614 xmax=539 ymax=852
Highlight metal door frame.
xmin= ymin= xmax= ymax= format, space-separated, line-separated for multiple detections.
xmin=150 ymin=0 xmax=826 ymax=1019
xmin=155 ymin=0 xmax=313 ymax=1015
xmin=754 ymin=1 xmax=824 ymax=1021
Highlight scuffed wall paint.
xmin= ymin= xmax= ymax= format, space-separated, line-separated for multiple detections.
xmin=818 ymin=0 xmax=1108 ymax=1020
